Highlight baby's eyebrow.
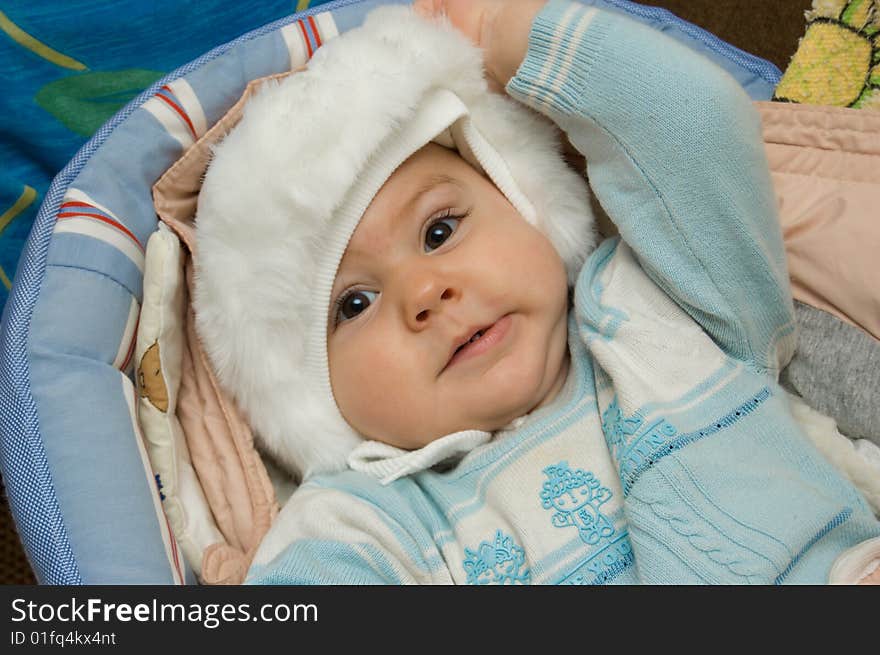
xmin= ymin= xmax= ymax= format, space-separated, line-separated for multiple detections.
xmin=400 ymin=173 xmax=461 ymax=218
xmin=415 ymin=173 xmax=459 ymax=195
xmin=331 ymin=174 xmax=462 ymax=303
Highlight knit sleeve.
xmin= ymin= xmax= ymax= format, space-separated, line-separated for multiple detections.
xmin=244 ymin=483 xmax=450 ymax=585
xmin=506 ymin=0 xmax=796 ymax=377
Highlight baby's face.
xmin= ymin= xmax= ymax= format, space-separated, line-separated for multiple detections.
xmin=328 ymin=143 xmax=570 ymax=449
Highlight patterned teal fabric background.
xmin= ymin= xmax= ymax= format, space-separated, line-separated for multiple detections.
xmin=0 ymin=0 xmax=333 ymax=311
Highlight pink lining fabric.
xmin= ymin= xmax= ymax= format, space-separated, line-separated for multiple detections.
xmin=757 ymin=101 xmax=880 ymax=342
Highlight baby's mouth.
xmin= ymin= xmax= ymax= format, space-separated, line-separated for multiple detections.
xmin=441 ymin=315 xmax=512 ymax=374
xmin=457 ymin=329 xmax=487 ymax=352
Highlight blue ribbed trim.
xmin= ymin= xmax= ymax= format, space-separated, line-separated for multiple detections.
xmin=574 ymin=237 xmax=628 ymax=343
xmin=622 ymin=387 xmax=772 ymax=496
xmin=248 ymin=539 xmax=403 ymax=584
xmin=303 ymin=475 xmax=442 ymax=574
xmin=595 ymin=0 xmax=782 ymax=85
xmin=513 ymin=0 xmax=782 ymax=113
xmin=774 ymin=508 xmax=853 ymax=585
xmin=0 ymin=0 xmax=365 ymax=585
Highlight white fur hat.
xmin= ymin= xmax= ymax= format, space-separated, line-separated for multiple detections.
xmin=194 ymin=5 xmax=595 ymax=481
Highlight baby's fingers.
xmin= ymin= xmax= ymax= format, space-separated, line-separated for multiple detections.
xmin=412 ymin=0 xmax=489 ymax=48
xmin=413 ymin=0 xmax=443 ymax=18
xmin=412 ymin=0 xmax=542 ymax=92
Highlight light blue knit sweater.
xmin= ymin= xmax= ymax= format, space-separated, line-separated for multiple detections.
xmin=246 ymin=0 xmax=880 ymax=585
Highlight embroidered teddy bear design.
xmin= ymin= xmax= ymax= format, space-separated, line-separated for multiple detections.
xmin=462 ymin=530 xmax=531 ymax=585
xmin=540 ymin=462 xmax=615 ymax=545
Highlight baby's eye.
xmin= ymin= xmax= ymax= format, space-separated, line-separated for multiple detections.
xmin=424 ymin=215 xmax=462 ymax=252
xmin=335 ymin=289 xmax=378 ymax=325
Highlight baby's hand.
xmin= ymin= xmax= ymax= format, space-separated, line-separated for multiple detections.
xmin=414 ymin=0 xmax=547 ymax=91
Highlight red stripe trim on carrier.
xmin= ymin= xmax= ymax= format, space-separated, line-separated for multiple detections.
xmin=156 ymin=85 xmax=198 ymax=141
xmin=58 ymin=201 xmax=144 ymax=252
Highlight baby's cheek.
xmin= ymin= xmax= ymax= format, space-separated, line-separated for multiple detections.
xmin=329 ymin=345 xmax=414 ymax=441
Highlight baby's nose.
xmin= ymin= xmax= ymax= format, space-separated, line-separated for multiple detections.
xmin=404 ymin=272 xmax=458 ymax=330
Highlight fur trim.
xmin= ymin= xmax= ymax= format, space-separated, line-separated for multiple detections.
xmin=194 ymin=6 xmax=595 ymax=480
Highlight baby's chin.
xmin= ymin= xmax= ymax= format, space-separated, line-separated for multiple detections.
xmin=348 ymin=353 xmax=571 ymax=449
xmin=344 ymin=393 xmax=527 ymax=448
xmin=373 ymin=409 xmax=535 ymax=450
xmin=408 ymin=369 xmax=569 ymax=445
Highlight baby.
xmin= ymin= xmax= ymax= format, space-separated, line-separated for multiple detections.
xmin=328 ymin=140 xmax=572 ymax=450
xmin=194 ymin=0 xmax=880 ymax=584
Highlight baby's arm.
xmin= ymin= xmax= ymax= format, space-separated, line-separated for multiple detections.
xmin=423 ymin=0 xmax=796 ymax=377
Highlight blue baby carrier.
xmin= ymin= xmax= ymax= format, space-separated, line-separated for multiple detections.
xmin=0 ymin=0 xmax=782 ymax=583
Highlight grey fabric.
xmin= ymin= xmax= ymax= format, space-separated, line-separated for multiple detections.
xmin=781 ymin=302 xmax=880 ymax=444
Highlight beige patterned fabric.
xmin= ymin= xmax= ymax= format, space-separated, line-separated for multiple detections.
xmin=144 ymin=74 xmax=293 ymax=584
